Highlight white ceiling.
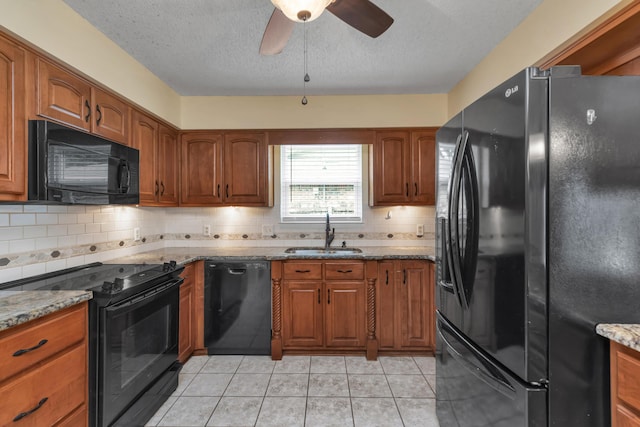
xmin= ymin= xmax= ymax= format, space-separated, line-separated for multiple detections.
xmin=61 ymin=0 xmax=542 ymax=96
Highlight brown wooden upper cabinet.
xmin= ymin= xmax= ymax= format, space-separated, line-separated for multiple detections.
xmin=131 ymin=109 xmax=179 ymax=206
xmin=36 ymin=59 xmax=130 ymax=145
xmin=0 ymin=34 xmax=27 ymax=201
xmin=180 ymin=131 xmax=271 ymax=206
xmin=370 ymin=129 xmax=436 ymax=206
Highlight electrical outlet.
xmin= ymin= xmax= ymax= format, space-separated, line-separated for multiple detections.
xmin=416 ymin=224 xmax=424 ymax=237
xmin=133 ymin=227 xmax=141 ymax=241
xmin=203 ymin=224 xmax=211 ymax=237
xmin=262 ymin=224 xmax=274 ymax=237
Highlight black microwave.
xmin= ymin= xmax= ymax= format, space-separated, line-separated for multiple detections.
xmin=28 ymin=120 xmax=140 ymax=204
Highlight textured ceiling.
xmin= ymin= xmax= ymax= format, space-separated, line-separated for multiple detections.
xmin=62 ymin=0 xmax=542 ymax=96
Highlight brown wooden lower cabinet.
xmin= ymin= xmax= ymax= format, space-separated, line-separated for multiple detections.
xmin=178 ymin=262 xmax=197 ymax=364
xmin=0 ymin=302 xmax=88 ymax=426
xmin=610 ymin=341 xmax=640 ymax=426
xmin=377 ymin=260 xmax=435 ymax=352
xmin=272 ymin=260 xmax=378 ymax=359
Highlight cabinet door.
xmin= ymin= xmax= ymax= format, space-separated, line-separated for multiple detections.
xmin=178 ymin=264 xmax=196 ymax=363
xmin=223 ymin=132 xmax=268 ymax=205
xmin=325 ymin=282 xmax=366 ymax=348
xmin=157 ymin=125 xmax=179 ymax=205
xmin=36 ymin=59 xmax=92 ymax=132
xmin=377 ymin=261 xmax=396 ymax=349
xmin=373 ymin=131 xmax=410 ymax=205
xmin=92 ymin=88 xmax=129 ymax=145
xmin=282 ymin=281 xmax=323 ymax=348
xmin=0 ymin=36 xmax=26 ymax=200
xmin=411 ymin=130 xmax=436 ymax=204
xmin=180 ymin=132 xmax=223 ymax=205
xmin=397 ymin=260 xmax=433 ymax=349
xmin=131 ymin=109 xmax=159 ymax=205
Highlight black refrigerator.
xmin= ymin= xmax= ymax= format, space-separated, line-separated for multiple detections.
xmin=435 ymin=66 xmax=640 ymax=427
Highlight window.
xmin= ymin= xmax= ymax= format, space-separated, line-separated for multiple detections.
xmin=281 ymin=144 xmax=362 ymax=222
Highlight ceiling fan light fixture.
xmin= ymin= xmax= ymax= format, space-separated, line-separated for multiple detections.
xmin=271 ymin=0 xmax=333 ymax=23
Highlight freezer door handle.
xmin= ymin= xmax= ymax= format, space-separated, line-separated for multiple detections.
xmin=438 ymin=280 xmax=455 ymax=293
xmin=438 ymin=312 xmax=517 ymax=398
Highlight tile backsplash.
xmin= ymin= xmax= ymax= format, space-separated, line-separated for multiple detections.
xmin=0 ymin=204 xmax=435 ymax=281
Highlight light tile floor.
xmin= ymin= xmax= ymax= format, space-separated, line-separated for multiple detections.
xmin=145 ymin=355 xmax=439 ymax=427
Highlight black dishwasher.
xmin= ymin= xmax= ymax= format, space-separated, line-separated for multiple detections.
xmin=204 ymin=260 xmax=271 ymax=355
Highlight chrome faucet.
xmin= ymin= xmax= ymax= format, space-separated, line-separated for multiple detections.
xmin=325 ymin=213 xmax=335 ymax=249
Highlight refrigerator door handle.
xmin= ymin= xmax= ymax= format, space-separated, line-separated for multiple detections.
xmin=458 ymin=132 xmax=480 ymax=305
xmin=438 ymin=312 xmax=518 ymax=398
xmin=448 ymin=131 xmax=470 ymax=309
xmin=438 ymin=218 xmax=455 ymax=294
xmin=445 ymin=133 xmax=465 ymax=305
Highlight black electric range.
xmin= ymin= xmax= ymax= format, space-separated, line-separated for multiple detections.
xmin=1 ymin=261 xmax=185 ymax=427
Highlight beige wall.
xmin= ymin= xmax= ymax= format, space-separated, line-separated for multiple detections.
xmin=447 ymin=0 xmax=635 ymax=117
xmin=180 ymin=94 xmax=448 ymax=129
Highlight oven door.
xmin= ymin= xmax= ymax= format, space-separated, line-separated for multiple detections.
xmin=98 ymin=279 xmax=181 ymax=427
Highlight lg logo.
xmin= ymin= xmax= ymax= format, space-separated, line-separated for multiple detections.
xmin=505 ymin=85 xmax=519 ymax=98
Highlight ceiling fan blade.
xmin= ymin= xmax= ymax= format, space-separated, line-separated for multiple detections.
xmin=260 ymin=8 xmax=296 ymax=55
xmin=326 ymin=0 xmax=393 ymax=38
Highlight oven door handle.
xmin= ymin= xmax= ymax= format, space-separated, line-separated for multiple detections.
xmin=106 ymin=278 xmax=184 ymax=310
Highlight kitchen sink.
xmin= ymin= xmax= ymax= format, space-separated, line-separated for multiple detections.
xmin=284 ymin=247 xmax=363 ymax=255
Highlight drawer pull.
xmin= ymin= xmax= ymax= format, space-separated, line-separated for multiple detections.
xmin=13 ymin=397 xmax=48 ymax=422
xmin=337 ymin=269 xmax=353 ymax=273
xmin=13 ymin=339 xmax=48 ymax=357
xmin=295 ymin=269 xmax=311 ymax=273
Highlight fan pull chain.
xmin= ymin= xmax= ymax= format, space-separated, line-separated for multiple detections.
xmin=302 ymin=16 xmax=309 ymax=105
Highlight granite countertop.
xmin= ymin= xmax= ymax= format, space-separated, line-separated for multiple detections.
xmin=0 ymin=290 xmax=92 ymax=333
xmin=596 ymin=324 xmax=640 ymax=353
xmin=106 ymin=246 xmax=436 ymax=265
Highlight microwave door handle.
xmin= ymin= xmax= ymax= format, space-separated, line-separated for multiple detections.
xmin=118 ymin=160 xmax=131 ymax=193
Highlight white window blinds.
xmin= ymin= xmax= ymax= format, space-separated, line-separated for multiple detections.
xmin=281 ymin=145 xmax=363 ymax=222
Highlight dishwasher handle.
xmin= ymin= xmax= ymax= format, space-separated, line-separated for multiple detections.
xmin=228 ymin=268 xmax=247 ymax=275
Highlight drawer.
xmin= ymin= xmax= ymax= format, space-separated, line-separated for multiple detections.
xmin=0 ymin=303 xmax=87 ymax=381
xmin=325 ymin=262 xmax=365 ymax=280
xmin=617 ymin=350 xmax=640 ymax=411
xmin=0 ymin=343 xmax=87 ymax=426
xmin=283 ymin=262 xmax=322 ymax=280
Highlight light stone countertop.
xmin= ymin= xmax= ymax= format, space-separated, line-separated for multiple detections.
xmin=105 ymin=246 xmax=436 ymax=265
xmin=0 ymin=246 xmax=433 ymax=334
xmin=596 ymin=324 xmax=640 ymax=353
xmin=0 ymin=290 xmax=92 ymax=333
